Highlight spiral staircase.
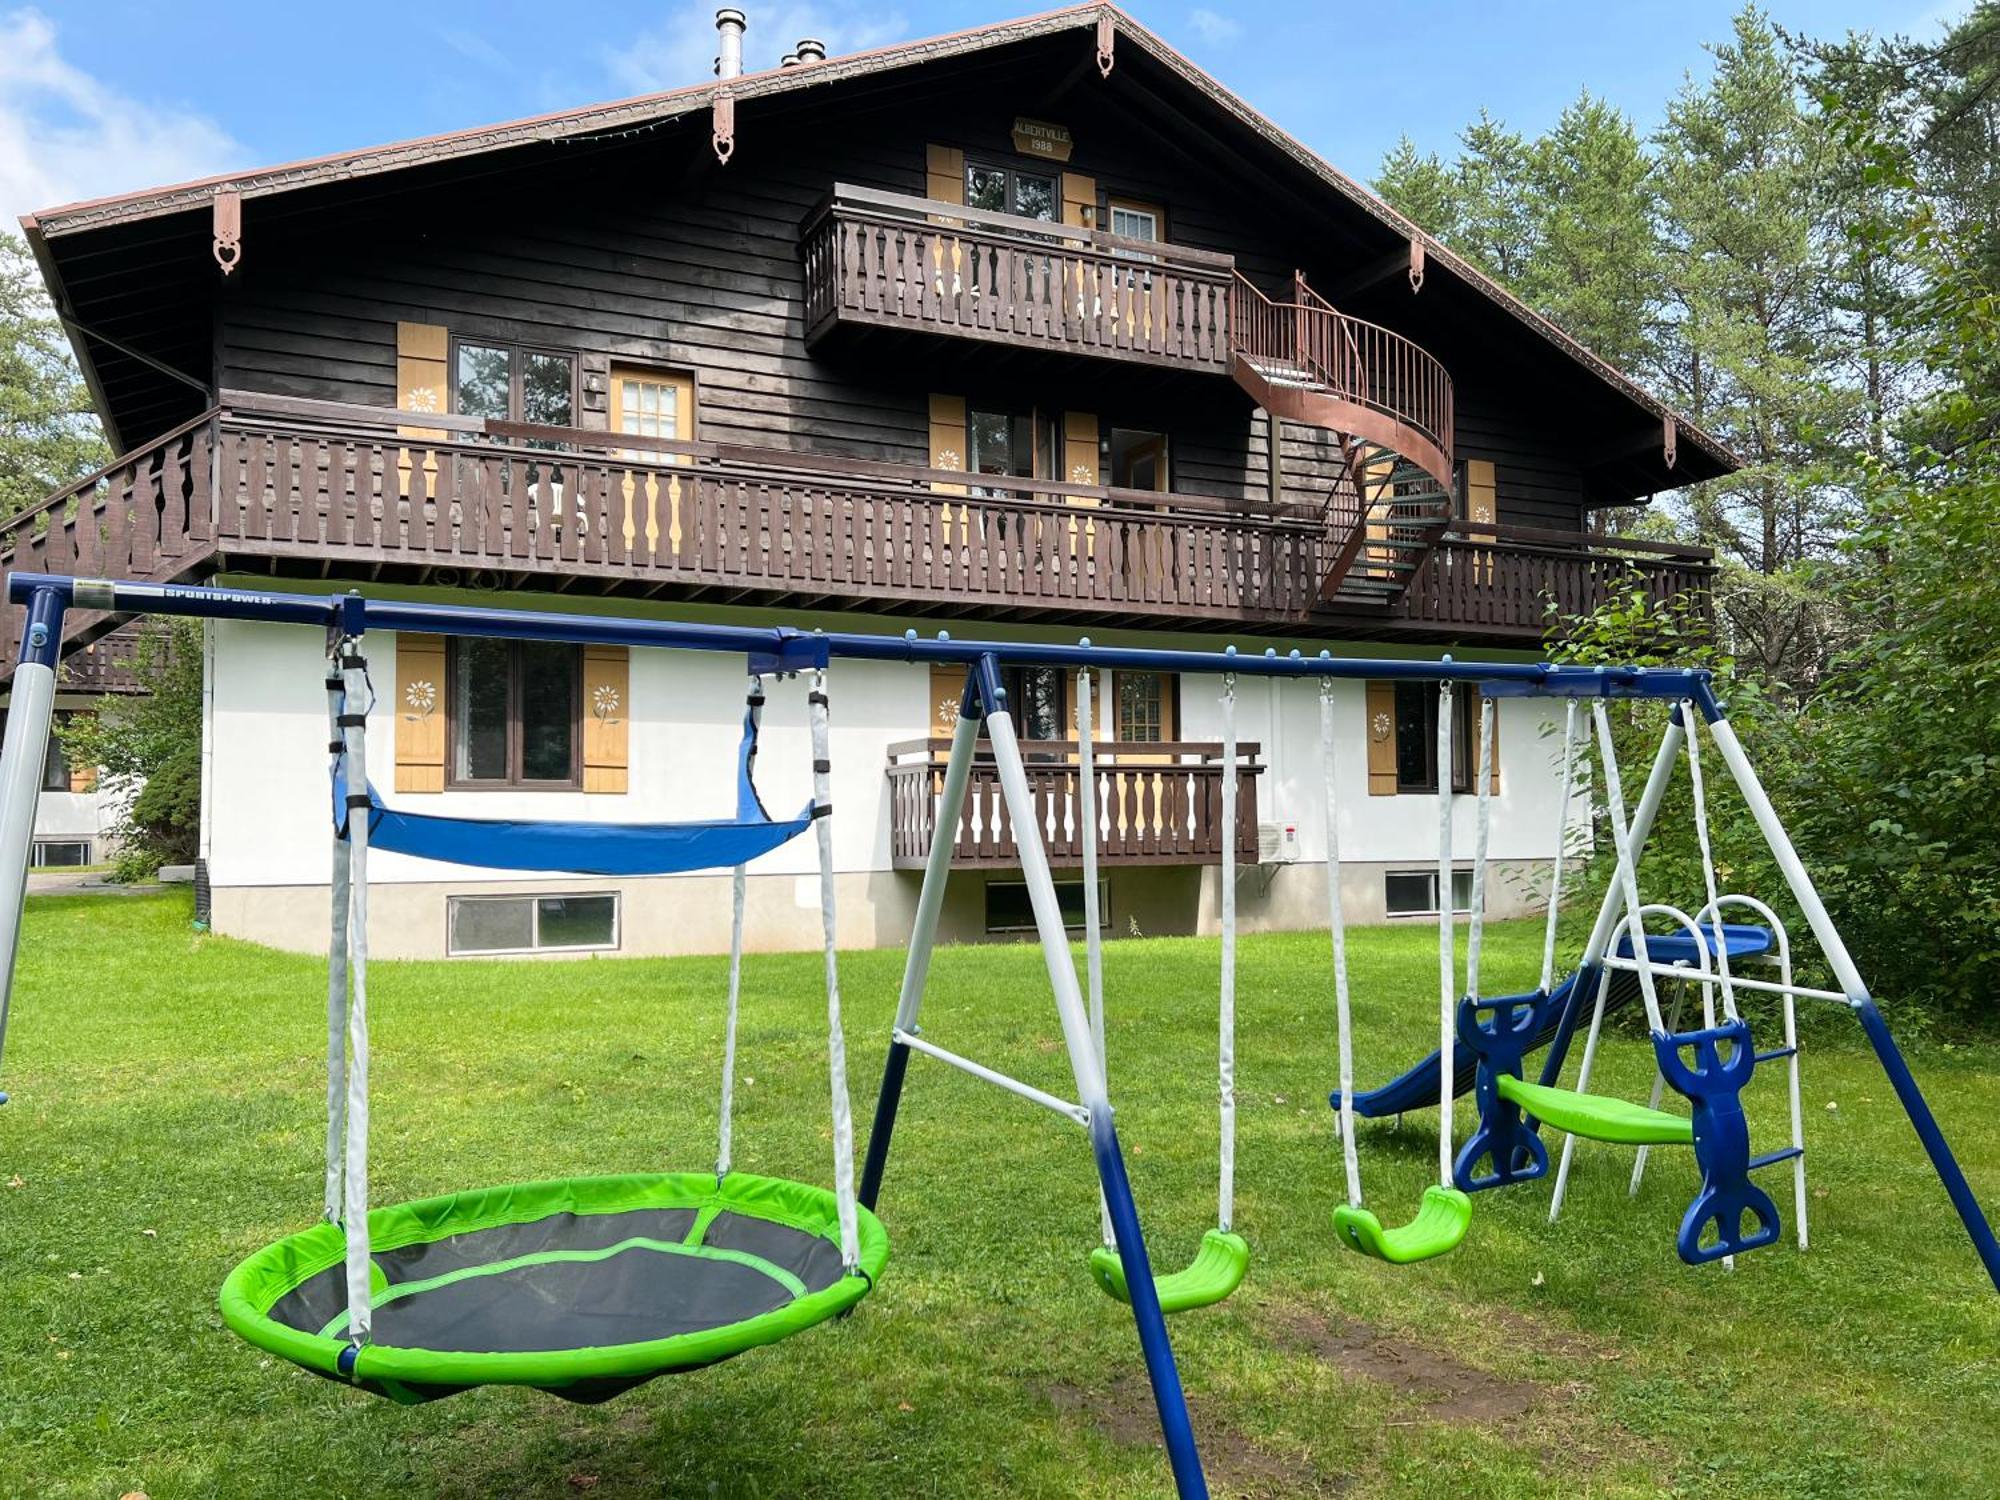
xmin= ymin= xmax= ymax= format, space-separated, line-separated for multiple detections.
xmin=1228 ymin=272 xmax=1457 ymax=609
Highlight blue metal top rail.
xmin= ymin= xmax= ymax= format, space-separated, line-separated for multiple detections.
xmin=8 ymin=573 xmax=1716 ymax=703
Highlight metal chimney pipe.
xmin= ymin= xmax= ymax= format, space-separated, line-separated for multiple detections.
xmin=714 ymin=8 xmax=747 ymax=79
xmin=794 ymin=37 xmax=826 ymax=63
xmin=780 ymin=51 xmax=799 ymax=68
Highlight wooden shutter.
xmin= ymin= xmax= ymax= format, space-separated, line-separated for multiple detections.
xmin=925 ymin=144 xmax=965 ymax=205
xmin=582 ymin=645 xmax=630 ymax=794
xmin=1484 ymin=696 xmax=1501 ymax=795
xmin=1061 ymin=173 xmax=1097 ymax=229
xmin=396 ymin=321 xmax=448 ymax=498
xmin=1064 ymin=411 xmax=1099 ymax=487
xmin=395 ymin=633 xmax=447 ymax=793
xmin=1464 ymin=459 xmax=1497 ymax=524
xmin=1365 ymin=681 xmax=1398 ymax=796
xmin=928 ymin=394 xmax=967 ymax=494
xmin=68 ymin=762 xmax=96 ymax=793
xmin=930 ymin=664 xmax=966 ymax=736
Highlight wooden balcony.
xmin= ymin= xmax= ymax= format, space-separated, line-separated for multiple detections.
xmin=801 ymin=185 xmax=1235 ymax=372
xmin=0 ymin=394 xmax=1714 ymax=675
xmin=886 ymin=739 xmax=1263 ymax=870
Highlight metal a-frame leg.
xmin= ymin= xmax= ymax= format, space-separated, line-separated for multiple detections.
xmin=0 ymin=587 xmax=67 ymax=1103
xmin=858 ymin=656 xmax=1210 ymax=1500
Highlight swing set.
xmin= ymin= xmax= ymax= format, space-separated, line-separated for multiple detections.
xmin=1 ymin=573 xmax=1996 ymax=1500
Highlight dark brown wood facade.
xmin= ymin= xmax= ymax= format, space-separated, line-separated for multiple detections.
xmin=15 ymin=22 xmax=1721 ymax=678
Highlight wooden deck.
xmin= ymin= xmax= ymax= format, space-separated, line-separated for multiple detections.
xmin=0 ymin=394 xmax=1714 ymax=672
xmin=887 ymin=738 xmax=1263 ymax=870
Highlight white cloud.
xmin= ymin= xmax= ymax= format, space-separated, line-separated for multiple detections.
xmin=1187 ymin=7 xmax=1244 ymax=46
xmin=604 ymin=1 xmax=911 ymax=94
xmin=0 ymin=7 xmax=243 ymax=229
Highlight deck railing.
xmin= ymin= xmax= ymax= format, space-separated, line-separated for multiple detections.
xmin=886 ymin=738 xmax=1263 ymax=869
xmin=0 ymin=395 xmax=1714 ymax=666
xmin=1401 ymin=524 xmax=1714 ymax=633
xmin=802 ymin=185 xmax=1235 ymax=371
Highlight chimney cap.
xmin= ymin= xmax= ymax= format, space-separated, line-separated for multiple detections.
xmin=795 ymin=36 xmax=827 ymax=62
xmin=715 ymin=7 xmax=747 ymax=23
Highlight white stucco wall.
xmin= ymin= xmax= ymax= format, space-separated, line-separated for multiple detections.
xmin=201 ymin=599 xmax=1585 ymax=955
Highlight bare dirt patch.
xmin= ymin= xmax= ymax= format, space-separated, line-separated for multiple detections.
xmin=1048 ymin=1375 xmax=1348 ymax=1499
xmin=1265 ymin=1306 xmax=1550 ymax=1426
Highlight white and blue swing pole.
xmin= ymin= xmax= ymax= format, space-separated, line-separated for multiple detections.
xmin=858 ymin=654 xmax=1209 ymax=1500
xmin=0 ymin=586 xmax=66 ymax=1104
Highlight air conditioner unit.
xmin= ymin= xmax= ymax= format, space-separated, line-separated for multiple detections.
xmin=1257 ymin=821 xmax=1299 ymax=864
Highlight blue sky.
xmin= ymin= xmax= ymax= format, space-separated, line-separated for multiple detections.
xmin=2 ymin=0 xmax=1960 ymax=227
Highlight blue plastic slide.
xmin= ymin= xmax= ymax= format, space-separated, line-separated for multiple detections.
xmin=1328 ymin=925 xmax=1773 ymax=1119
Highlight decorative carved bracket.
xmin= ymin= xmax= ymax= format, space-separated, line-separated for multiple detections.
xmin=712 ymin=88 xmax=736 ymax=165
xmin=212 ymin=189 xmax=242 ymax=276
xmin=1409 ymin=236 xmax=1425 ymax=293
xmin=1095 ymin=13 xmax=1115 ymax=77
xmin=1663 ymin=415 xmax=1678 ymax=469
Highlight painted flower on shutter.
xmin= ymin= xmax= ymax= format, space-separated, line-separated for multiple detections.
xmin=1371 ymin=711 xmax=1392 ymax=741
xmin=403 ymin=386 xmax=440 ymax=414
xmin=938 ymin=697 xmax=960 ymax=728
xmin=403 ymin=680 xmax=436 ymax=720
xmin=1070 ymin=462 xmax=1094 ymax=483
xmin=934 ymin=448 xmax=962 ymax=471
xmin=593 ymin=684 xmax=622 ymax=722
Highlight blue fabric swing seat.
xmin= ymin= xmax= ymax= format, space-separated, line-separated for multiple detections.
xmin=335 ymin=697 xmax=813 ymax=876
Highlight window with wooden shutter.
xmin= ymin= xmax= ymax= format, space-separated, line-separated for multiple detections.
xmin=395 ymin=633 xmax=448 ymax=793
xmin=1365 ymin=681 xmax=1398 ymax=795
xmin=396 ymin=322 xmax=449 ymax=499
xmin=582 ymin=645 xmax=629 ymax=794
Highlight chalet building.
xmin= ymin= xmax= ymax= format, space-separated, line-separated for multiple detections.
xmin=3 ymin=5 xmax=1728 ymax=957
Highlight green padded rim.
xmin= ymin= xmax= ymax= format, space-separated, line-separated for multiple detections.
xmin=1496 ymin=1074 xmax=1695 ymax=1146
xmin=1088 ymin=1228 xmax=1250 ymax=1314
xmin=218 ymin=1171 xmax=889 ymax=1395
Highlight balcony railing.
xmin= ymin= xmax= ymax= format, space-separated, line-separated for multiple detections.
xmin=886 ymin=738 xmax=1263 ymax=870
xmin=802 ymin=185 xmax=1235 ymax=372
xmin=0 ymin=394 xmax=1714 ymax=669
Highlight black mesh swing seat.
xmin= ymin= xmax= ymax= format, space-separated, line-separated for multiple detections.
xmin=221 ymin=1172 xmax=890 ymax=1404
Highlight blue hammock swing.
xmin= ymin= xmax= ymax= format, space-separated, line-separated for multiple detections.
xmin=332 ymin=692 xmax=814 ymax=875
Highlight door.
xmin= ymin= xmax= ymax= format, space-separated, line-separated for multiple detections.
xmin=610 ymin=366 xmax=694 ymax=554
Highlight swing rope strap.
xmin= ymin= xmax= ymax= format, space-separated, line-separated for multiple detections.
xmin=1076 ymin=668 xmax=1114 ymax=1250
xmin=1682 ymin=703 xmax=1740 ymax=1024
xmin=1466 ymin=696 xmax=1495 ymax=1003
xmin=1322 ymin=680 xmax=1363 ymax=1208
xmin=1591 ymin=701 xmax=1666 ymax=1033
xmin=1218 ymin=672 xmax=1238 ymax=1235
xmin=1540 ymin=701 xmax=1582 ymax=995
xmin=334 ymin=643 xmax=374 ymax=1349
xmin=322 ymin=670 xmax=351 ymax=1226
xmin=807 ymin=668 xmax=861 ymax=1272
xmin=1435 ymin=682 xmax=1456 ymax=1189
xmin=716 ymin=672 xmax=763 ymax=1182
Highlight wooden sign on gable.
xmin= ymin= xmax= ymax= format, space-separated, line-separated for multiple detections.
xmin=1010 ymin=118 xmax=1074 ymax=162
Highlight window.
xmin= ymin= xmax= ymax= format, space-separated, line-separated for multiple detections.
xmin=40 ymin=714 xmax=72 ymax=793
xmin=1393 ymin=682 xmax=1476 ymax=794
xmin=611 ymin=366 xmax=693 ymax=446
xmin=452 ymin=341 xmax=576 ymax=428
xmin=1108 ymin=428 xmax=1168 ymax=492
xmin=967 ymin=406 xmax=1057 ymax=492
xmin=32 ymin=840 xmax=91 ymax=869
xmin=1115 ymin=672 xmax=1171 ymax=743
xmin=995 ymin=665 xmax=1067 ymax=749
xmin=449 ymin=638 xmax=582 ymax=787
xmin=1107 ymin=203 xmax=1159 ymax=241
xmin=1385 ymin=869 xmax=1476 ymax=917
xmin=986 ymin=879 xmax=1106 ymax=933
xmin=965 ymin=160 xmax=1057 ymax=221
xmin=448 ymin=893 xmax=619 ymax=954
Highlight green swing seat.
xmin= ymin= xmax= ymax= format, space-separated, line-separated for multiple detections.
xmin=1332 ymin=1184 xmax=1474 ymax=1264
xmin=1089 ymin=1228 xmax=1250 ymax=1315
xmin=1495 ymin=1074 xmax=1694 ymax=1147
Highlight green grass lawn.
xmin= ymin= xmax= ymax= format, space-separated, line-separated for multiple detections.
xmin=4 ymin=890 xmax=1998 ymax=1498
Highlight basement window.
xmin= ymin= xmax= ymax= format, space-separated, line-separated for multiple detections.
xmin=31 ymin=840 xmax=91 ymax=869
xmin=1385 ymin=869 xmax=1476 ymax=918
xmin=985 ymin=879 xmax=1107 ymax=934
xmin=448 ymin=893 xmax=619 ymax=955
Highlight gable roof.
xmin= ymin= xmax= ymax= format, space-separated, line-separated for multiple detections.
xmin=22 ymin=2 xmax=1734 ymax=479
